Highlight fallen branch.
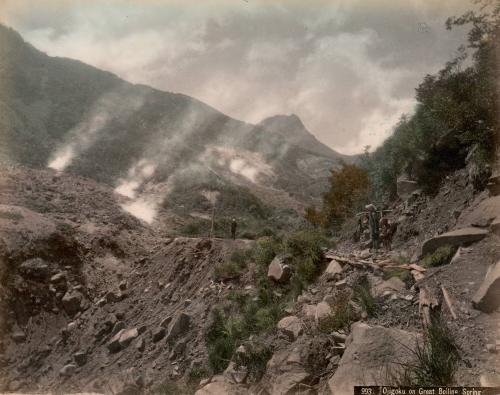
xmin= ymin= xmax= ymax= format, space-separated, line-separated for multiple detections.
xmin=419 ymin=286 xmax=440 ymax=329
xmin=440 ymin=285 xmax=457 ymax=320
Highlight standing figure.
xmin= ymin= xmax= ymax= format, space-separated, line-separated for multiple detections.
xmin=379 ymin=214 xmax=391 ymax=251
xmin=365 ymin=204 xmax=379 ymax=250
xmin=230 ymin=218 xmax=237 ymax=240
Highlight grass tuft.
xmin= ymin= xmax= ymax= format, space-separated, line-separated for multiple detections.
xmin=391 ymin=318 xmax=460 ymax=385
xmin=421 ymin=245 xmax=456 ymax=268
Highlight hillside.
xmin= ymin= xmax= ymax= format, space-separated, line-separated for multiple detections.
xmin=0 ymin=24 xmax=343 ymax=233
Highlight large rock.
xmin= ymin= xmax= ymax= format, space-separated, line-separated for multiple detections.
xmin=277 ymin=316 xmax=303 ymax=341
xmin=61 ymin=291 xmax=83 ymax=316
xmin=328 ymin=323 xmax=418 ymax=395
xmin=487 ymin=173 xmax=500 ymax=196
xmin=396 ymin=178 xmax=419 ymax=200
xmin=324 ymin=260 xmax=343 ymax=280
xmin=264 ymin=348 xmax=311 ymax=395
xmin=472 ymin=260 xmax=500 ymax=312
xmin=18 ymin=258 xmax=51 ymax=279
xmin=118 ymin=328 xmax=139 ymax=348
xmin=315 ymin=301 xmax=332 ymax=324
xmin=268 ymin=255 xmax=292 ymax=283
xmin=373 ymin=277 xmax=406 ymax=297
xmin=458 ymin=195 xmax=500 ymax=228
xmin=195 ymin=380 xmax=247 ymax=395
xmin=419 ymin=227 xmax=488 ymax=258
xmin=165 ymin=312 xmax=191 ymax=342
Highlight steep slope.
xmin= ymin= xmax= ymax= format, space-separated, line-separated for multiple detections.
xmin=258 ymin=114 xmax=345 ymax=161
xmin=0 ymin=24 xmax=342 ymax=228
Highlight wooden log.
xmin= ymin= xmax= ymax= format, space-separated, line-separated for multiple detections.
xmin=441 ymin=285 xmax=457 ymax=320
xmin=419 ymin=286 xmax=440 ymax=329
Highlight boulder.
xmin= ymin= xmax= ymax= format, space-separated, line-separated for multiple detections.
xmin=11 ymin=329 xmax=26 ymax=343
xmin=267 ymin=255 xmax=292 ymax=283
xmin=108 ymin=329 xmax=126 ymax=353
xmin=119 ymin=328 xmax=139 ymax=348
xmin=277 ymin=316 xmax=303 ymax=341
xmin=359 ymin=249 xmax=371 ymax=259
xmin=328 ymin=323 xmax=418 ymax=395
xmin=397 ymin=178 xmax=419 ymax=200
xmin=19 ymin=258 xmax=50 ymax=279
xmin=472 ymin=260 xmax=500 ymax=312
xmin=265 ymin=348 xmax=311 ymax=395
xmin=59 ymin=363 xmax=77 ymax=377
xmin=73 ymin=351 xmax=87 ymax=366
xmin=458 ymin=195 xmax=500 ymax=228
xmin=302 ymin=304 xmax=317 ymax=319
xmin=487 ymin=173 xmax=500 ymax=196
xmin=315 ymin=302 xmax=332 ymax=324
xmin=195 ymin=380 xmax=247 ymax=395
xmin=373 ymin=277 xmax=406 ymax=297
xmin=152 ymin=327 xmax=166 ymax=342
xmin=324 ymin=260 xmax=343 ymax=280
xmin=419 ymin=227 xmax=488 ymax=258
xmin=166 ymin=312 xmax=191 ymax=342
xmin=61 ymin=291 xmax=83 ymax=316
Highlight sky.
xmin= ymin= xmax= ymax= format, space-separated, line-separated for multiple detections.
xmin=0 ymin=0 xmax=473 ymax=154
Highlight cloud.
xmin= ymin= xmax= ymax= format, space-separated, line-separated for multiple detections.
xmin=1 ymin=0 xmax=471 ymax=154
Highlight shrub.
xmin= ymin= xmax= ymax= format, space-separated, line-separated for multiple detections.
xmin=254 ymin=236 xmax=282 ymax=268
xmin=213 ymin=248 xmax=252 ymax=281
xmin=392 ymin=318 xmax=460 ymax=385
xmin=319 ymin=291 xmax=355 ymax=332
xmin=353 ymin=278 xmax=378 ymax=317
xmin=235 ymin=342 xmax=273 ymax=382
xmin=421 ymin=245 xmax=456 ymax=268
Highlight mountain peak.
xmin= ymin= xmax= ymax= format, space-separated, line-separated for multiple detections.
xmin=258 ymin=114 xmax=343 ymax=160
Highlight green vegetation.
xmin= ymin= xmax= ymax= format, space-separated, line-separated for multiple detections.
xmin=306 ymin=163 xmax=371 ymax=230
xmin=393 ymin=318 xmax=460 ymax=385
xmin=353 ymin=278 xmax=378 ymax=317
xmin=362 ymin=1 xmax=499 ymax=199
xmin=213 ymin=248 xmax=252 ymax=281
xmin=318 ymin=291 xmax=355 ymax=333
xmin=421 ymin=246 xmax=456 ymax=268
xmin=234 ymin=342 xmax=273 ymax=382
xmin=206 ymin=231 xmax=331 ymax=375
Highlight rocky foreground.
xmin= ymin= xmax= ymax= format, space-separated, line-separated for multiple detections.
xmin=0 ymin=165 xmax=499 ymax=394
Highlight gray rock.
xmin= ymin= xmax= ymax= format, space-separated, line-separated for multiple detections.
xmin=166 ymin=312 xmax=191 ymax=342
xmin=267 ymin=255 xmax=292 ymax=283
xmin=119 ymin=328 xmax=139 ymax=348
xmin=315 ymin=302 xmax=332 ymax=325
xmin=472 ymin=260 xmax=500 ymax=312
xmin=152 ymin=327 xmax=166 ymax=342
xmin=397 ymin=178 xmax=419 ymax=200
xmin=160 ymin=316 xmax=172 ymax=328
xmin=11 ymin=330 xmax=26 ymax=343
xmin=108 ymin=329 xmax=126 ymax=353
xmin=73 ymin=351 xmax=87 ymax=366
xmin=325 ymin=260 xmax=343 ymax=280
xmin=328 ymin=323 xmax=418 ymax=394
xmin=373 ymin=277 xmax=406 ymax=297
xmin=61 ymin=291 xmax=83 ymax=316
xmin=19 ymin=258 xmax=50 ymax=279
xmin=111 ymin=321 xmax=126 ymax=336
xmin=59 ymin=363 xmax=77 ymax=377
xmin=105 ymin=290 xmax=124 ymax=303
xmin=277 ymin=316 xmax=303 ymax=341
xmin=50 ymin=272 xmax=66 ymax=283
xmin=419 ymin=227 xmax=488 ymax=258
xmin=135 ymin=337 xmax=145 ymax=352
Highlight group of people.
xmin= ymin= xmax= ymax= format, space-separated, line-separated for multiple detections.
xmin=355 ymin=204 xmax=396 ymax=251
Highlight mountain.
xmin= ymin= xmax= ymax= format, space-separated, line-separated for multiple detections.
xmin=258 ymin=114 xmax=347 ymax=161
xmin=0 ymin=24 xmax=344 ymax=232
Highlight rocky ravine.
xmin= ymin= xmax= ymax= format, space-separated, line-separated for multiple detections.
xmin=0 ymin=165 xmax=499 ymax=394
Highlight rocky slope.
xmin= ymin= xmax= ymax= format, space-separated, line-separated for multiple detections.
xmin=0 ymin=24 xmax=346 ymax=229
xmin=0 ymin=161 xmax=499 ymax=394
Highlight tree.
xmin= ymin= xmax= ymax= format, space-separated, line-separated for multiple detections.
xmin=306 ymin=163 xmax=371 ymax=229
